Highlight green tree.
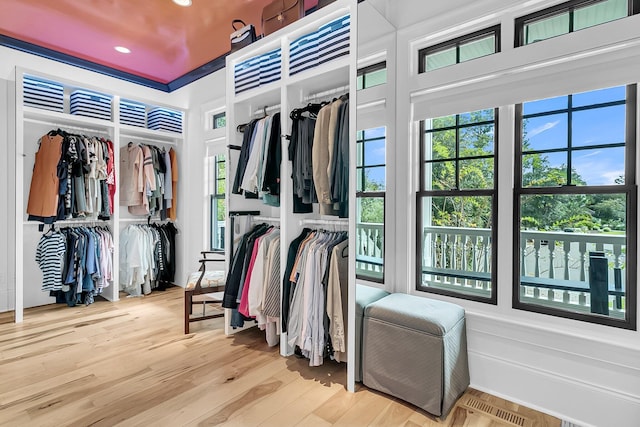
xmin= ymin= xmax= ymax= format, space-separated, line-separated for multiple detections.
xmin=359 ymin=169 xmax=384 ymax=223
xmin=429 ymin=110 xmax=494 ymax=229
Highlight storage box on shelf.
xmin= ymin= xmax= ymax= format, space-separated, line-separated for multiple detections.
xmin=119 ymin=99 xmax=147 ymax=128
xmin=317 ymin=14 xmax=350 ymax=64
xmin=290 ymin=31 xmax=319 ymax=76
xmin=23 ymin=75 xmax=64 ymax=112
xmin=70 ymin=89 xmax=113 ymax=121
xmin=260 ymin=48 xmax=283 ymax=86
xmin=289 ymin=13 xmax=350 ymax=76
xmin=147 ymin=107 xmax=183 ymax=134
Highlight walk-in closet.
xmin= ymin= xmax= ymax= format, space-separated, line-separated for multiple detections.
xmin=3 ymin=0 xmax=639 ymax=425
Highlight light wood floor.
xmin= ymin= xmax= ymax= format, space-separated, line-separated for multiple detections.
xmin=0 ymin=287 xmax=561 ymax=427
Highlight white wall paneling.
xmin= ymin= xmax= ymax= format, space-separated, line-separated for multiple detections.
xmin=380 ymin=0 xmax=640 ymax=424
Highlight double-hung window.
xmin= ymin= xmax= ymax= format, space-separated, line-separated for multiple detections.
xmin=417 ymin=109 xmax=498 ymax=303
xmin=209 ymin=154 xmax=226 ymax=251
xmin=514 ymin=85 xmax=637 ymax=329
xmin=356 ymin=127 xmax=386 ymax=282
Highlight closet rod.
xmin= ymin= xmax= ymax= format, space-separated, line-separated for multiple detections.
xmin=26 ymin=219 xmax=109 ymax=227
xmin=253 ymin=104 xmax=281 ymax=116
xmin=252 ymin=216 xmax=281 ymax=223
xmin=121 ymin=134 xmax=178 ymax=147
xmin=24 ymin=118 xmax=112 ymax=135
xmin=299 ymin=218 xmax=349 ymax=227
xmin=120 ymin=217 xmax=170 ymax=223
xmin=303 ymin=85 xmax=350 ymax=102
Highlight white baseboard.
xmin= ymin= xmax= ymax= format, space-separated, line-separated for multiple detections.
xmin=468 ymin=344 xmax=640 ymax=427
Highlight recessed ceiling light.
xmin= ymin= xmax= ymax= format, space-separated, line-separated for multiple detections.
xmin=115 ymin=46 xmax=131 ymax=54
xmin=173 ymin=0 xmax=192 ymax=6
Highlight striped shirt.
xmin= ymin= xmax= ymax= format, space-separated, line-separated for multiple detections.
xmin=35 ymin=232 xmax=67 ymax=291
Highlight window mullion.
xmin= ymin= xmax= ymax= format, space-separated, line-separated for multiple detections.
xmin=455 ymin=114 xmax=461 ymax=190
xmin=567 ymin=94 xmax=574 ymax=185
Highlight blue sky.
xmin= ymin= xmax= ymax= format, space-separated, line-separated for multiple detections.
xmin=523 ymin=85 xmax=626 ymax=185
xmin=360 ymin=127 xmax=386 ymax=188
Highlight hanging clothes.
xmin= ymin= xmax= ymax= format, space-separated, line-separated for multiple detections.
xmin=288 ymin=95 xmax=349 ymax=216
xmin=27 ymin=132 xmax=63 ymax=223
xmin=120 ymin=143 xmax=176 ymax=217
xmin=167 ymin=148 xmax=178 ymax=221
xmin=35 ymin=225 xmax=114 ymax=307
xmin=119 ymin=222 xmax=179 ymax=296
xmin=222 ymin=222 xmax=281 ymax=346
xmin=35 ymin=228 xmax=66 ymax=291
xmin=232 ymin=113 xmax=282 ymax=206
xmin=27 ymin=130 xmax=115 ymax=223
xmin=285 ymin=229 xmax=348 ymax=366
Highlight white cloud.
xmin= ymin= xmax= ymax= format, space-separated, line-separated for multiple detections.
xmin=579 ymin=150 xmax=601 ymax=158
xmin=527 ymin=120 xmax=560 ymax=138
xmin=601 ymin=170 xmax=624 ymax=185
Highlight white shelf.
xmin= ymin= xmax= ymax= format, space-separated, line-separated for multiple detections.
xmin=119 ymin=123 xmax=182 ymax=144
xmin=286 ymin=56 xmax=350 ymax=91
xmin=23 ymin=106 xmax=115 ymax=131
xmin=233 ymin=83 xmax=282 ymax=106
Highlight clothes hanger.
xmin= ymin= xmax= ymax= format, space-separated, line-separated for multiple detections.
xmin=43 ymin=223 xmax=56 ymax=236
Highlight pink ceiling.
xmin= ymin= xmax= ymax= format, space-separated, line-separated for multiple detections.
xmin=0 ymin=0 xmax=320 ymax=85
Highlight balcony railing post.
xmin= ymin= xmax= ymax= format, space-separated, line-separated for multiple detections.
xmin=589 ymin=251 xmax=609 ymax=315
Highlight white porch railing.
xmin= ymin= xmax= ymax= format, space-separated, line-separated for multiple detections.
xmin=356 ymin=222 xmax=384 ymax=280
xmin=420 ymin=226 xmax=626 ymax=318
xmin=422 ymin=227 xmax=492 ymax=297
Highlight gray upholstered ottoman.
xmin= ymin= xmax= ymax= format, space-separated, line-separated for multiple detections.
xmin=355 ymin=285 xmax=390 ymax=382
xmin=363 ymin=293 xmax=469 ymax=417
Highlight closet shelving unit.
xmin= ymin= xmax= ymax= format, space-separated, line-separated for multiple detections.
xmin=13 ymin=67 xmax=185 ymax=322
xmin=225 ymin=0 xmax=358 ymax=391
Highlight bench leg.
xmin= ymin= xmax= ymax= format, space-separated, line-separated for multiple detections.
xmin=185 ymin=291 xmax=192 ymax=334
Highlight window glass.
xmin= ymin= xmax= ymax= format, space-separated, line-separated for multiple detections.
xmin=518 ymin=0 xmax=633 ymax=46
xmin=459 ymin=124 xmax=495 ymax=156
xmin=365 ymin=68 xmax=387 ymax=87
xmin=516 ymin=85 xmax=635 ymax=329
xmin=426 ymin=47 xmax=457 ymax=71
xmin=524 ymin=12 xmax=569 ymax=44
xmin=356 ymin=197 xmax=385 ymax=282
xmin=573 ymin=86 xmax=625 ymax=107
xmin=522 ymin=152 xmax=568 ymax=187
xmin=213 ymin=112 xmax=226 ymax=129
xmin=521 ymin=86 xmax=626 ymax=187
xmin=420 ymin=196 xmax=493 ymax=299
xmin=572 ymin=147 xmax=625 ymax=186
xmin=572 ymin=105 xmax=625 ymax=146
xmin=209 ymin=154 xmax=226 ymax=251
xmin=522 ymin=113 xmax=568 ymax=151
xmin=459 ymin=34 xmax=496 ymax=62
xmin=420 ymin=26 xmax=499 ymax=73
xmin=357 ymin=62 xmax=387 ymax=90
xmin=574 ymin=0 xmax=628 ymax=30
xmin=419 ymin=109 xmax=497 ymax=303
xmin=523 ymin=95 xmax=567 ymax=115
xmin=357 ymin=127 xmax=386 ymax=282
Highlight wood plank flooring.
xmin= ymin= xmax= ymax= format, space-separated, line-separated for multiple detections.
xmin=0 ymin=287 xmax=561 ymax=426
